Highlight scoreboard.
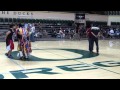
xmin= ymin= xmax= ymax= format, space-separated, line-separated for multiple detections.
xmin=75 ymin=13 xmax=86 ymax=24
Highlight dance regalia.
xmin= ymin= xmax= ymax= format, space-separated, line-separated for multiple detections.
xmin=6 ymin=29 xmax=14 ymax=51
xmin=17 ymin=26 xmax=32 ymax=59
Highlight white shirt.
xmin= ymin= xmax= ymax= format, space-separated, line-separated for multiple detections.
xmin=91 ymin=27 xmax=100 ymax=30
xmin=31 ymin=26 xmax=35 ymax=33
xmin=110 ymin=29 xmax=114 ymax=34
xmin=59 ymin=30 xmax=63 ymax=34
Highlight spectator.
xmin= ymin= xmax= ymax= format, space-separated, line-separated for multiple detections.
xmin=70 ymin=30 xmax=75 ymax=40
xmin=5 ymin=24 xmax=16 ymax=59
xmin=109 ymin=28 xmax=115 ymax=38
xmin=51 ymin=30 xmax=57 ymax=38
xmin=115 ymin=29 xmax=120 ymax=38
xmin=43 ymin=30 xmax=48 ymax=38
xmin=30 ymin=23 xmax=35 ymax=42
xmin=59 ymin=28 xmax=64 ymax=39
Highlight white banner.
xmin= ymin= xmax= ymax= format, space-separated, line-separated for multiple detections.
xmin=0 ymin=11 xmax=75 ymax=20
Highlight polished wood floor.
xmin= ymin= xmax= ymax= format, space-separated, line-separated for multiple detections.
xmin=0 ymin=39 xmax=120 ymax=79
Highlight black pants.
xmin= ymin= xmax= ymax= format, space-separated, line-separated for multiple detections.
xmin=88 ymin=38 xmax=92 ymax=52
xmin=91 ymin=38 xmax=99 ymax=53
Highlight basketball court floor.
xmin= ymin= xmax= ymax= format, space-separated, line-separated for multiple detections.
xmin=0 ymin=39 xmax=120 ymax=79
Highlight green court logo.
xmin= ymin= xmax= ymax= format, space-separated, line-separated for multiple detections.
xmin=0 ymin=48 xmax=104 ymax=79
xmin=0 ymin=61 xmax=120 ymax=79
xmin=11 ymin=48 xmax=99 ymax=61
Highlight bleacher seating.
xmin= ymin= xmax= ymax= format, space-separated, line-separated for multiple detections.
xmin=86 ymin=21 xmax=107 ymax=27
xmin=0 ymin=18 xmax=74 ymax=40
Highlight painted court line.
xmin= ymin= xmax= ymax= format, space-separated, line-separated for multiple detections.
xmin=9 ymin=58 xmax=26 ymax=71
xmin=0 ymin=72 xmax=10 ymax=75
xmin=75 ymin=60 xmax=120 ymax=75
xmin=33 ymin=47 xmax=120 ymax=76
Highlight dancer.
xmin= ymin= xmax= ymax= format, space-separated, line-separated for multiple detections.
xmin=22 ymin=24 xmax=32 ymax=59
xmin=5 ymin=24 xmax=15 ymax=58
xmin=16 ymin=24 xmax=24 ymax=60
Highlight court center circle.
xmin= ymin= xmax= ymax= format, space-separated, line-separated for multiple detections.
xmin=11 ymin=48 xmax=99 ymax=61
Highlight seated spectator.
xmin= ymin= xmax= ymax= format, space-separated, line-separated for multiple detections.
xmin=43 ymin=30 xmax=48 ymax=38
xmin=59 ymin=29 xmax=64 ymax=39
xmin=51 ymin=30 xmax=57 ymax=38
xmin=115 ymin=30 xmax=120 ymax=38
xmin=109 ymin=28 xmax=115 ymax=38
xmin=70 ymin=30 xmax=75 ymax=40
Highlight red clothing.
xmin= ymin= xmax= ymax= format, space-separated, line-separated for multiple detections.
xmin=86 ymin=28 xmax=92 ymax=38
xmin=7 ymin=40 xmax=14 ymax=50
xmin=10 ymin=40 xmax=14 ymax=50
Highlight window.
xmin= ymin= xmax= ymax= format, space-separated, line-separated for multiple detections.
xmin=0 ymin=18 xmax=4 ymax=23
xmin=111 ymin=22 xmax=117 ymax=25
xmin=32 ymin=19 xmax=35 ymax=23
xmin=110 ymin=11 xmax=112 ymax=15
xmin=20 ymin=19 xmax=25 ymax=23
xmin=13 ymin=18 xmax=17 ymax=23
xmin=17 ymin=18 xmax=20 ymax=23
xmin=4 ymin=18 xmax=9 ymax=23
xmin=9 ymin=18 xmax=13 ymax=23
xmin=24 ymin=19 xmax=28 ymax=23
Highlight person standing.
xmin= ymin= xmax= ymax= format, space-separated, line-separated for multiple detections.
xmin=59 ymin=28 xmax=63 ymax=39
xmin=5 ymin=24 xmax=15 ymax=58
xmin=16 ymin=24 xmax=24 ymax=60
xmin=86 ymin=25 xmax=92 ymax=53
xmin=109 ymin=28 xmax=114 ymax=38
xmin=22 ymin=24 xmax=32 ymax=59
xmin=91 ymin=27 xmax=100 ymax=54
xmin=38 ymin=22 xmax=42 ymax=32
xmin=30 ymin=23 xmax=35 ymax=42
xmin=75 ymin=25 xmax=81 ymax=40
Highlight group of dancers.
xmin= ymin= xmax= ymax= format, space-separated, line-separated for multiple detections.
xmin=5 ymin=23 xmax=32 ymax=60
xmin=5 ymin=23 xmax=100 ymax=60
